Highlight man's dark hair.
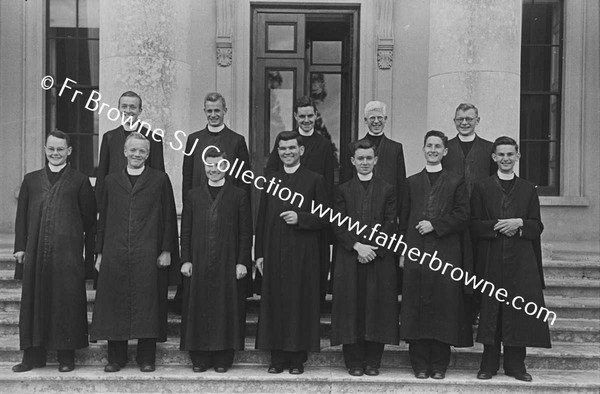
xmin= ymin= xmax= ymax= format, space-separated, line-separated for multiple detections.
xmin=119 ymin=91 xmax=143 ymax=110
xmin=493 ymin=136 xmax=519 ymax=153
xmin=350 ymin=139 xmax=376 ymax=157
xmin=204 ymin=146 xmax=228 ymax=160
xmin=47 ymin=130 xmax=71 ymax=147
xmin=293 ymin=96 xmax=317 ymax=113
xmin=455 ymin=102 xmax=478 ymax=117
xmin=275 ymin=131 xmax=304 ymax=148
xmin=424 ymin=130 xmax=448 ymax=147
xmin=204 ymin=92 xmax=227 ymax=108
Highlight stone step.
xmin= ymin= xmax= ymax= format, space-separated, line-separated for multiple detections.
xmin=0 ymin=335 xmax=598 ymax=371
xmin=0 ymin=365 xmax=598 ymax=394
xmin=543 ymin=279 xmax=600 ymax=299
xmin=543 ymin=260 xmax=600 ymax=280
xmin=544 ymin=296 xmax=600 ymax=320
xmin=545 ymin=242 xmax=600 ymax=262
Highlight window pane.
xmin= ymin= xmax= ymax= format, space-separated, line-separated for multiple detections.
xmin=522 ymin=0 xmax=561 ymax=45
xmin=268 ymin=70 xmax=294 ymax=149
xmin=78 ymin=0 xmax=99 ymax=28
xmin=521 ymin=46 xmax=561 ymax=92
xmin=267 ymin=24 xmax=296 ymax=51
xmin=520 ymin=95 xmax=560 ymax=141
xmin=78 ymin=39 xmax=99 ymax=85
xmin=68 ymin=134 xmax=99 ymax=177
xmin=49 ymin=38 xmax=78 ymax=86
xmin=312 ymin=41 xmax=342 ymax=64
xmin=311 ymin=73 xmax=341 ymax=163
xmin=520 ymin=141 xmax=558 ymax=188
xmin=49 ymin=0 xmax=76 ymax=28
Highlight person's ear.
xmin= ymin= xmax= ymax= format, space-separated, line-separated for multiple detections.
xmin=299 ymin=145 xmax=305 ymax=156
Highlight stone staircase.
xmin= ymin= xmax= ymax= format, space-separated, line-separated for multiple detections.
xmin=0 ymin=235 xmax=598 ymax=393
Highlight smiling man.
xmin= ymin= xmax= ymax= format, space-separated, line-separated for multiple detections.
xmin=255 ymin=131 xmax=328 ymax=375
xmin=400 ymin=130 xmax=473 ymax=380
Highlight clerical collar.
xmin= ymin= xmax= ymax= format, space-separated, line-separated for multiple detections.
xmin=123 ymin=123 xmax=138 ymax=132
xmin=497 ymin=171 xmax=515 ymax=180
xmin=367 ymin=131 xmax=384 ymax=138
xmin=426 ymin=163 xmax=442 ymax=173
xmin=458 ymin=133 xmax=476 ymax=142
xmin=208 ymin=124 xmax=225 ymax=133
xmin=208 ymin=178 xmax=225 ymax=187
xmin=357 ymin=172 xmax=373 ymax=181
xmin=298 ymin=128 xmax=314 ymax=137
xmin=48 ymin=163 xmax=67 ymax=173
xmin=127 ymin=166 xmax=145 ymax=176
xmin=284 ymin=163 xmax=300 ymax=174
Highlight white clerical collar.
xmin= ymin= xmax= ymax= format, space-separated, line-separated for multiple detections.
xmin=367 ymin=131 xmax=384 ymax=137
xmin=127 ymin=166 xmax=145 ymax=176
xmin=357 ymin=172 xmax=373 ymax=181
xmin=284 ymin=163 xmax=301 ymax=174
xmin=497 ymin=170 xmax=515 ymax=180
xmin=208 ymin=179 xmax=225 ymax=187
xmin=458 ymin=133 xmax=476 ymax=142
xmin=208 ymin=124 xmax=225 ymax=133
xmin=426 ymin=163 xmax=443 ymax=173
xmin=298 ymin=128 xmax=314 ymax=137
xmin=48 ymin=163 xmax=67 ymax=173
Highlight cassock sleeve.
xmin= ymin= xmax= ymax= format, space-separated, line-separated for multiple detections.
xmin=148 ymin=137 xmax=166 ymax=172
xmin=161 ymin=175 xmax=181 ymax=285
xmin=180 ymin=191 xmax=193 ymax=263
xmin=78 ymin=177 xmax=97 ymax=279
xmin=254 ymin=190 xmax=268 ymax=259
xmin=14 ymin=178 xmax=29 ymax=253
xmin=95 ymin=132 xmax=110 ymax=204
xmin=95 ymin=179 xmax=109 ymax=254
xmin=332 ymin=186 xmax=358 ymax=252
xmin=430 ymin=178 xmax=470 ymax=237
xmin=182 ymin=135 xmax=196 ymax=199
xmin=235 ymin=137 xmax=253 ymax=196
xmin=323 ymin=143 xmax=336 ymax=204
xmin=520 ymin=186 xmax=544 ymax=240
xmin=396 ymin=144 xmax=409 ymax=233
xmin=375 ymin=184 xmax=397 ymax=258
xmin=469 ymin=182 xmax=498 ymax=239
xmin=296 ymin=175 xmax=328 ymax=230
xmin=264 ymin=142 xmax=281 ymax=177
xmin=237 ymin=191 xmax=253 ymax=269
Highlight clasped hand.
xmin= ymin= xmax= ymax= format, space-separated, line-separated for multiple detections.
xmin=416 ymin=220 xmax=434 ymax=235
xmin=494 ymin=218 xmax=523 ymax=237
xmin=354 ymin=242 xmax=378 ymax=264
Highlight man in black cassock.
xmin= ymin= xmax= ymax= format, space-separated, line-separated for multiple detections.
xmin=331 ymin=139 xmax=399 ymax=377
xmin=400 ymin=130 xmax=473 ymax=380
xmin=255 ymin=131 xmax=328 ymax=375
xmin=471 ymin=136 xmax=551 ymax=382
xmin=13 ymin=131 xmax=96 ymax=373
xmin=179 ymin=148 xmax=252 ymax=373
xmin=91 ymin=132 xmax=180 ymax=373
xmin=95 ymin=91 xmax=165 ymax=203
xmin=265 ymin=96 xmax=335 ymax=304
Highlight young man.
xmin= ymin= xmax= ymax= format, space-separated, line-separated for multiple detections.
xmin=12 ymin=131 xmax=96 ymax=373
xmin=400 ymin=130 xmax=473 ymax=380
xmin=255 ymin=131 xmax=328 ymax=375
xmin=95 ymin=91 xmax=165 ymax=203
xmin=331 ymin=139 xmax=399 ymax=377
xmin=471 ymin=136 xmax=550 ymax=382
xmin=91 ymin=132 xmax=180 ymax=373
xmin=179 ymin=148 xmax=252 ymax=373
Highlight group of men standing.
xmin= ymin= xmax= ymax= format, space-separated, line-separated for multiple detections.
xmin=13 ymin=91 xmax=550 ymax=382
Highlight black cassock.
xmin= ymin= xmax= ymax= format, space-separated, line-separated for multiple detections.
xmin=331 ymin=176 xmax=399 ymax=346
xmin=471 ymin=175 xmax=551 ymax=348
xmin=179 ymin=181 xmax=252 ymax=351
xmin=255 ymin=166 xmax=328 ymax=352
xmin=90 ymin=168 xmax=180 ymax=342
xmin=14 ymin=166 xmax=96 ymax=350
xmin=442 ymin=135 xmax=495 ymax=195
xmin=182 ymin=126 xmax=251 ymax=198
xmin=95 ymin=126 xmax=165 ymax=203
xmin=400 ymin=169 xmax=473 ymax=347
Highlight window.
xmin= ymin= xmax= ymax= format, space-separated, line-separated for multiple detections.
xmin=520 ymin=0 xmax=563 ymax=195
xmin=46 ymin=0 xmax=99 ymax=177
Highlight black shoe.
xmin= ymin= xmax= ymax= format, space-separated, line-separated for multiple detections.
xmin=58 ymin=364 xmax=75 ymax=373
xmin=193 ymin=365 xmax=208 ymax=372
xmin=348 ymin=368 xmax=363 ymax=376
xmin=506 ymin=371 xmax=532 ymax=382
xmin=104 ymin=363 xmax=122 ymax=373
xmin=12 ymin=363 xmax=42 ymax=373
xmin=414 ymin=370 xmax=429 ymax=379
xmin=364 ymin=366 xmax=379 ymax=376
xmin=140 ymin=363 xmax=155 ymax=372
xmin=214 ymin=366 xmax=228 ymax=373
xmin=430 ymin=371 xmax=445 ymax=380
xmin=289 ymin=366 xmax=304 ymax=375
xmin=477 ymin=370 xmax=496 ymax=379
xmin=268 ymin=365 xmax=284 ymax=374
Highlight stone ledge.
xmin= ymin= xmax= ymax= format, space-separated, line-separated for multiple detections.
xmin=540 ymin=196 xmax=590 ymax=207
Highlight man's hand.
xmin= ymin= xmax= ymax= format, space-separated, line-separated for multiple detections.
xmin=256 ymin=258 xmax=264 ymax=276
xmin=236 ymin=264 xmax=247 ymax=279
xmin=398 ymin=255 xmax=405 ymax=269
xmin=157 ymin=251 xmax=171 ymax=268
xmin=95 ymin=253 xmax=102 ymax=272
xmin=280 ymin=211 xmax=299 ymax=225
xmin=180 ymin=262 xmax=192 ymax=277
xmin=416 ymin=220 xmax=434 ymax=235
xmin=494 ymin=218 xmax=523 ymax=236
xmin=353 ymin=242 xmax=378 ymax=263
xmin=14 ymin=251 xmax=25 ymax=264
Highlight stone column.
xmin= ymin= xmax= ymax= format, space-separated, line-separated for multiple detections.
xmin=427 ymin=0 xmax=522 ymax=142
xmin=99 ymin=0 xmax=192 ymax=207
xmin=375 ymin=0 xmax=394 ymax=134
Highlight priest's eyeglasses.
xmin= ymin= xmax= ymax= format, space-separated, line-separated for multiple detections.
xmin=454 ymin=117 xmax=477 ymax=123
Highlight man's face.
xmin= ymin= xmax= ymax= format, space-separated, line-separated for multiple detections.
xmin=423 ymin=136 xmax=448 ymax=165
xmin=364 ymin=109 xmax=387 ymax=135
xmin=351 ymin=148 xmax=378 ymax=176
xmin=204 ymin=156 xmax=227 ymax=183
xmin=204 ymin=100 xmax=227 ymax=127
xmin=119 ymin=96 xmax=142 ymax=123
xmin=492 ymin=144 xmax=520 ymax=174
xmin=45 ymin=135 xmax=72 ymax=166
xmin=294 ymin=106 xmax=316 ymax=132
xmin=124 ymin=138 xmax=150 ymax=169
xmin=278 ymin=138 xmax=304 ymax=168
xmin=454 ymin=108 xmax=479 ymax=137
